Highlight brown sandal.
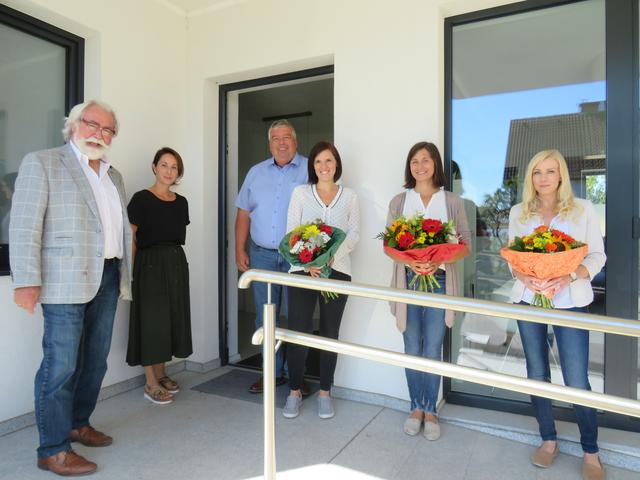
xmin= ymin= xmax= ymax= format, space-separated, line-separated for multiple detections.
xmin=158 ymin=376 xmax=180 ymax=394
xmin=144 ymin=384 xmax=173 ymax=405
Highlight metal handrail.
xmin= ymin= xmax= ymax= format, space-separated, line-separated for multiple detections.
xmin=238 ymin=269 xmax=640 ymax=480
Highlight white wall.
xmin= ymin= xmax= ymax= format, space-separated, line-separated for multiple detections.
xmin=1 ymin=0 xmax=188 ymax=422
xmin=1 ymin=0 xmax=520 ymax=423
xmin=185 ymin=0 xmax=516 ymax=399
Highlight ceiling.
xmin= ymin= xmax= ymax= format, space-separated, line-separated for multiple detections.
xmin=452 ymin=1 xmax=605 ymax=98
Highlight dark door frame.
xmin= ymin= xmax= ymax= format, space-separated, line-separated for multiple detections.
xmin=217 ymin=65 xmax=335 ymax=365
xmin=444 ymin=0 xmax=640 ymax=431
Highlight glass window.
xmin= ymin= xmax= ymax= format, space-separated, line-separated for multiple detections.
xmin=0 ymin=6 xmax=82 ymax=274
xmin=449 ymin=0 xmax=606 ymax=402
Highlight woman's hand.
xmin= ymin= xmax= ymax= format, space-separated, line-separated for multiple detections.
xmin=540 ymin=275 xmax=572 ymax=297
xmin=408 ymin=260 xmax=437 ymax=276
xmin=307 ymin=266 xmax=323 ymax=277
xmin=515 ymin=272 xmax=545 ymax=293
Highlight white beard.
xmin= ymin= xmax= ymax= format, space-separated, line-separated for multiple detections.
xmin=74 ymin=135 xmax=110 ymax=160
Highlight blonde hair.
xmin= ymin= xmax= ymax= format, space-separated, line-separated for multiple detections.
xmin=519 ymin=149 xmax=582 ymax=222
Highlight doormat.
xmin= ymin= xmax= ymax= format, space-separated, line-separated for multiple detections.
xmin=233 ymin=350 xmax=322 ymax=377
xmin=191 ymin=368 xmax=320 ymax=407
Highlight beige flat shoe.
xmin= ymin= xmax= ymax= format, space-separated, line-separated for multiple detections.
xmin=582 ymin=457 xmax=606 ymax=480
xmin=403 ymin=415 xmax=422 ymax=436
xmin=530 ymin=443 xmax=559 ymax=468
xmin=423 ymin=413 xmax=441 ymax=441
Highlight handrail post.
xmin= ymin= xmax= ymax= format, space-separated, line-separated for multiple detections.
xmin=263 ymin=300 xmax=277 ymax=479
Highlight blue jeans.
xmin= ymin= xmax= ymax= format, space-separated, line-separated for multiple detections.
xmin=403 ymin=269 xmax=447 ymax=413
xmin=517 ymin=303 xmax=598 ymax=453
xmin=249 ymin=240 xmax=289 ymax=377
xmin=35 ymin=260 xmax=120 ymax=458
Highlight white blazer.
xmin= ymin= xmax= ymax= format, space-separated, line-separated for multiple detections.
xmin=507 ymin=198 xmax=606 ymax=308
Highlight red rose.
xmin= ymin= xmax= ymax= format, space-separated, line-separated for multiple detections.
xmin=298 ymin=248 xmax=314 ymax=263
xmin=319 ymin=224 xmax=333 ymax=235
xmin=398 ymin=231 xmax=415 ymax=249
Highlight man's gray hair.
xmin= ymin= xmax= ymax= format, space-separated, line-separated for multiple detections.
xmin=62 ymin=100 xmax=119 ymax=142
xmin=267 ymin=119 xmax=297 ymax=141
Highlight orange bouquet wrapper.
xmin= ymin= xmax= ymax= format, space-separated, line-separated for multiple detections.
xmin=499 ymin=244 xmax=588 ymax=280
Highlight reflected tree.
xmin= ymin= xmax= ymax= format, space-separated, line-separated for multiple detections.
xmin=478 ymin=178 xmax=518 ymax=247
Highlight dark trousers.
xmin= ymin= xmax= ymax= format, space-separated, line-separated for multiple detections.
xmin=287 ymin=269 xmax=351 ymax=391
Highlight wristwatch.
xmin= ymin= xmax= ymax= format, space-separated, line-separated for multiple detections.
xmin=570 ymin=271 xmax=578 ymax=282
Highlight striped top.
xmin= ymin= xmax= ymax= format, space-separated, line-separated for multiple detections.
xmin=286 ymin=184 xmax=360 ymax=276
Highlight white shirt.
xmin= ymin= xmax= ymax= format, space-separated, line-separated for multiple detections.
xmin=70 ymin=141 xmax=124 ymax=259
xmin=402 ymin=188 xmax=449 ymax=223
xmin=508 ymin=198 xmax=606 ymax=308
xmin=286 ymin=184 xmax=360 ymax=276
xmin=403 ymin=188 xmax=449 ymax=270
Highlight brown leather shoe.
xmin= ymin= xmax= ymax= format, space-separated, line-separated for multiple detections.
xmin=249 ymin=377 xmax=287 ymax=393
xmin=249 ymin=378 xmax=263 ymax=393
xmin=37 ymin=450 xmax=97 ymax=476
xmin=69 ymin=426 xmax=113 ymax=447
xmin=531 ymin=443 xmax=559 ymax=468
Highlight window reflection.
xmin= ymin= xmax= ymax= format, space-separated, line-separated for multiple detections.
xmin=449 ymin=0 xmax=607 ymax=401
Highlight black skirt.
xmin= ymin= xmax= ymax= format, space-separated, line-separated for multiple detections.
xmin=127 ymin=244 xmax=192 ymax=366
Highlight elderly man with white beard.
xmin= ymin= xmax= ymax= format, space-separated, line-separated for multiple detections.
xmin=10 ymin=100 xmax=132 ymax=477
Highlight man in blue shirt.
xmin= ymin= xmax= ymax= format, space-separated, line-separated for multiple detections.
xmin=235 ymin=120 xmax=308 ymax=393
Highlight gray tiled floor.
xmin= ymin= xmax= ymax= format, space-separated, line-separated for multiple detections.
xmin=0 ymin=367 xmax=636 ymax=480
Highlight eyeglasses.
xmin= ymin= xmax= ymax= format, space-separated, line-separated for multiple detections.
xmin=270 ymin=135 xmax=294 ymax=143
xmin=80 ymin=118 xmax=117 ymax=138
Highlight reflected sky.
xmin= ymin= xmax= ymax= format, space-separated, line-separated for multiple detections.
xmin=452 ymin=81 xmax=606 ymax=204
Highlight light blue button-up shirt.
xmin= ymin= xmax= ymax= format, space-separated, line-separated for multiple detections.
xmin=236 ymin=153 xmax=308 ymax=249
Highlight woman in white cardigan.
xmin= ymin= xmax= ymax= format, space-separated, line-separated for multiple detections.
xmin=507 ymin=149 xmax=606 ymax=480
xmin=282 ymin=141 xmax=359 ymax=420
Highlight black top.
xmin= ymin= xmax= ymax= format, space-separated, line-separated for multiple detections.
xmin=128 ymin=189 xmax=190 ymax=249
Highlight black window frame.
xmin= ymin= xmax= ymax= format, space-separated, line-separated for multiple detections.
xmin=444 ymin=0 xmax=640 ymax=432
xmin=0 ymin=4 xmax=84 ymax=275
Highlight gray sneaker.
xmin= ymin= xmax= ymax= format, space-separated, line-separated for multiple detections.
xmin=283 ymin=395 xmax=302 ymax=418
xmin=317 ymin=395 xmax=335 ymax=419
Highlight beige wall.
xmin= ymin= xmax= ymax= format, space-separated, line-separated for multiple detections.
xmin=0 ymin=0 xmax=518 ymax=423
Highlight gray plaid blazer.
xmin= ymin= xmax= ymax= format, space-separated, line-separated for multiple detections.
xmin=9 ymin=143 xmax=133 ymax=303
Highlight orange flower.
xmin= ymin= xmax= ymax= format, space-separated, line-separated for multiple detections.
xmin=534 ymin=225 xmax=548 ymax=234
xmin=545 ymin=243 xmax=557 ymax=252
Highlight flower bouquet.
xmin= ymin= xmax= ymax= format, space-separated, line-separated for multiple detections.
xmin=378 ymin=215 xmax=467 ymax=292
xmin=278 ymin=219 xmax=346 ymax=301
xmin=500 ymin=225 xmax=588 ymax=308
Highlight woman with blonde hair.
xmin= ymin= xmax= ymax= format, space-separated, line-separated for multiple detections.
xmin=506 ymin=149 xmax=606 ymax=480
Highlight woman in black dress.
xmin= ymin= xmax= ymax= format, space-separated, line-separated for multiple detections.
xmin=127 ymin=147 xmax=192 ymax=404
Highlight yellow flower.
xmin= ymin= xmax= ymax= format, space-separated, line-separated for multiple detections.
xmin=303 ymin=225 xmax=320 ymax=240
xmin=415 ymin=232 xmax=426 ymax=245
xmin=428 ymin=232 xmax=435 ymax=237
